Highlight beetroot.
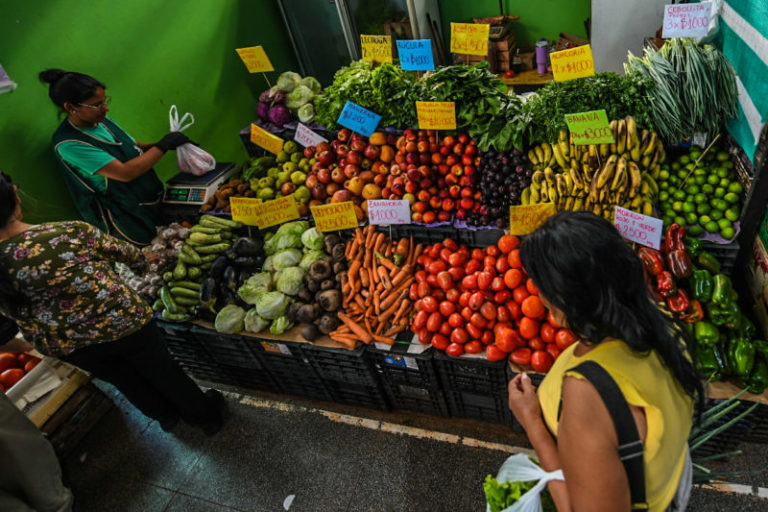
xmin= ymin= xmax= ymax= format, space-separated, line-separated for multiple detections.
xmin=268 ymin=105 xmax=291 ymax=126
xmin=256 ymin=102 xmax=270 ymax=121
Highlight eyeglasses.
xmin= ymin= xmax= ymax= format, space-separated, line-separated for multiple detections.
xmin=78 ymin=96 xmax=112 ymax=110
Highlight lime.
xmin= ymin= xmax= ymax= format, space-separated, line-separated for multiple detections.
xmin=704 ymin=221 xmax=720 ymax=233
xmin=694 ymin=168 xmax=707 ymax=177
xmin=723 ymin=192 xmax=740 ymax=204
xmin=688 ymin=225 xmax=704 ymax=237
xmin=663 ymin=215 xmax=675 ymax=227
xmin=682 ymin=202 xmax=696 ymax=213
xmin=716 ymin=151 xmax=729 ymax=161
xmin=723 ymin=161 xmax=734 ymax=169
xmin=701 ymin=184 xmax=714 ymax=194
xmin=659 ymin=190 xmax=669 ymax=202
xmin=718 ymin=218 xmax=732 ymax=230
xmin=728 ymin=182 xmax=743 ymax=194
xmin=685 ymin=184 xmax=700 ymax=195
xmin=716 ymin=199 xmax=729 ymax=211
xmin=693 ymin=193 xmax=708 ymax=204
xmin=721 ymin=226 xmax=735 ymax=240
xmin=699 ymin=215 xmax=712 ymax=225
xmin=725 ymin=208 xmax=740 ymax=222
xmin=714 ymin=187 xmax=726 ymax=198
xmin=719 ymin=178 xmax=731 ymax=187
xmin=716 ymin=167 xmax=730 ymax=179
xmin=694 ymin=175 xmax=707 ymax=186
xmin=659 ymin=170 xmax=670 ymax=181
xmin=707 ymin=174 xmax=720 ymax=186
xmin=673 ymin=190 xmax=687 ymax=201
xmin=710 ymin=209 xmax=724 ymax=221
xmin=696 ymin=203 xmax=711 ymax=215
xmin=679 ymin=155 xmax=691 ymax=164
xmin=674 ymin=215 xmax=687 ymax=226
xmin=672 ymin=201 xmax=684 ymax=213
xmin=671 ymin=162 xmax=681 ymax=171
xmin=685 ymin=212 xmax=699 ymax=225
xmin=670 ymin=176 xmax=681 ymax=187
xmin=659 ymin=181 xmax=669 ymax=190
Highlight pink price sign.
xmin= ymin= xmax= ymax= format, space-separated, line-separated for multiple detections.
xmin=613 ymin=206 xmax=663 ymax=250
xmin=367 ymin=199 xmax=411 ymax=225
xmin=662 ymin=2 xmax=712 ymax=38
xmin=294 ymin=123 xmax=328 ymax=148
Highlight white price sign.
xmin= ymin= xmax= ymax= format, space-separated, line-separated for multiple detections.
xmin=367 ymin=199 xmax=411 ymax=225
xmin=614 ymin=206 xmax=663 ymax=250
xmin=662 ymin=2 xmax=712 ymax=38
xmin=294 ymin=123 xmax=328 ymax=148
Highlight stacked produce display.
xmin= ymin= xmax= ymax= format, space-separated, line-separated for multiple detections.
xmin=0 ymin=352 xmax=42 ymax=392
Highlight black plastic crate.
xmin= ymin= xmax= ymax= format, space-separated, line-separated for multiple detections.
xmin=435 ymin=352 xmax=510 ymax=396
xmin=324 ymin=379 xmax=390 ymax=411
xmin=189 ymin=326 xmax=262 ymax=370
xmin=303 ymin=343 xmax=379 ymax=387
xmin=367 ymin=333 xmax=439 ymax=389
xmin=745 ymin=402 xmax=768 ymax=443
xmin=453 ymin=223 xmax=504 ymax=248
xmin=384 ymin=382 xmax=449 ymax=416
xmin=220 ymin=363 xmax=279 ymax=392
xmin=691 ymin=398 xmax=756 ymax=457
xmin=377 ymin=224 xmax=457 ymax=246
xmin=246 ymin=337 xmax=332 ymax=401
xmin=701 ymin=239 xmax=739 ymax=276
xmin=506 ymin=362 xmax=545 ymax=387
xmin=444 ymin=389 xmax=513 ymax=425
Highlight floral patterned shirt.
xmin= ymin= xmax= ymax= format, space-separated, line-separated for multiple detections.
xmin=0 ymin=221 xmax=152 ymax=357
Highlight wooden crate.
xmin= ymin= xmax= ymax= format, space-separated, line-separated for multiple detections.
xmin=41 ymin=382 xmax=112 ymax=458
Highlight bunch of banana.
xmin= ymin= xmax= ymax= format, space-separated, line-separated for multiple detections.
xmin=521 ymin=116 xmax=664 ymax=222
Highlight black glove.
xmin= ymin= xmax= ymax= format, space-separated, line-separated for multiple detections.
xmin=155 ymin=131 xmax=191 ymax=152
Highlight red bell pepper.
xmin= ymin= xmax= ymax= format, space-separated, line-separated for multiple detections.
xmin=666 ymin=289 xmax=690 ymax=313
xmin=656 ymin=270 xmax=677 ymax=298
xmin=663 ymin=224 xmax=686 ymax=255
xmin=667 ymin=249 xmax=693 ymax=279
xmin=638 ymin=247 xmax=665 ymax=276
xmin=680 ymin=298 xmax=704 ymax=323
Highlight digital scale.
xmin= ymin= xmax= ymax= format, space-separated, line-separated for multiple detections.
xmin=163 ymin=162 xmax=240 ymax=205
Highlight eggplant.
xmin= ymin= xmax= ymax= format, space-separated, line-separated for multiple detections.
xmin=210 ymin=255 xmax=229 ymax=279
xmin=199 ymin=277 xmax=217 ymax=306
xmin=232 ymin=237 xmax=263 ymax=257
xmin=223 ymin=266 xmax=238 ymax=290
xmin=195 ymin=304 xmax=217 ymax=322
xmin=233 ymin=256 xmax=257 ymax=268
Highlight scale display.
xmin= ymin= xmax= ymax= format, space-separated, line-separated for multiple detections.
xmin=163 ymin=163 xmax=238 ymax=205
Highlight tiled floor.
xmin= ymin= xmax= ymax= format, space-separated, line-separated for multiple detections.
xmin=61 ymin=381 xmax=768 ymax=511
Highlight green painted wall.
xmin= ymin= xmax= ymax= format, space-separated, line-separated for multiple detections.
xmin=438 ymin=0 xmax=591 ymax=50
xmin=0 ymin=0 xmax=298 ymax=223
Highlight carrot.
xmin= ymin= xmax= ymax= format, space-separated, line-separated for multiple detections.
xmin=373 ymin=232 xmax=386 ymax=253
xmin=355 ymin=227 xmax=364 ymax=244
xmin=385 ymin=324 xmax=406 ymax=337
xmin=392 ymin=299 xmax=411 ymax=324
xmin=364 ymin=317 xmax=374 ymax=334
xmin=330 ymin=334 xmax=358 ymax=349
xmin=397 ymin=237 xmax=409 ymax=258
xmin=377 ymin=257 xmax=397 ymax=272
xmin=377 ymin=266 xmax=392 ymax=289
xmin=348 ymin=258 xmax=361 ymax=279
xmin=336 ymin=324 xmax=351 ymax=333
xmin=365 ymin=305 xmax=374 ymax=318
xmin=338 ymin=312 xmax=373 ymax=343
xmin=381 ymin=281 xmax=411 ymax=311
xmin=371 ymin=258 xmax=380 ymax=284
xmin=353 ymin=294 xmax=365 ymax=309
xmin=375 ymin=322 xmax=385 ymax=335
xmin=360 ymin=268 xmax=370 ymax=287
xmin=372 ymin=334 xmax=395 ymax=345
xmin=365 ymin=225 xmax=375 ymax=248
xmin=384 ymin=243 xmax=393 ymax=259
xmin=360 ymin=289 xmax=369 ymax=299
xmin=391 ymin=264 xmax=412 ymax=287
xmin=349 ymin=303 xmax=364 ymax=314
xmin=374 ymin=291 xmax=381 ymax=316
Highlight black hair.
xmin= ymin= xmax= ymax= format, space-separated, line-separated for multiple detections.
xmin=39 ymin=69 xmax=105 ymax=111
xmin=520 ymin=211 xmax=703 ymax=410
xmin=0 ymin=172 xmax=25 ymax=309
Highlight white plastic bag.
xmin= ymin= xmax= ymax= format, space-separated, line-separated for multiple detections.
xmin=168 ymin=105 xmax=216 ymax=176
xmin=486 ymin=453 xmax=564 ymax=512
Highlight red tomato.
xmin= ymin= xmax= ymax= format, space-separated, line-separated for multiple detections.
xmin=431 ymin=334 xmax=449 ymax=351
xmin=461 ymin=306 xmax=473 ymax=322
xmin=521 ymin=296 xmax=546 ymax=319
xmin=412 ymin=310 xmax=428 ymax=330
xmin=505 ymin=69 xmax=516 ymax=78
xmin=470 ymin=312 xmax=487 ymax=329
xmin=485 ymin=245 xmax=500 ymax=257
xmin=417 ymin=281 xmax=431 ymax=298
xmin=504 ymin=269 xmax=523 ymax=290
xmin=439 ymin=301 xmax=456 ymax=317
xmin=497 ymin=234 xmax=519 ymax=254
xmin=447 ymin=266 xmax=464 ymax=281
xmin=421 ymin=296 xmax=438 ymax=313
xmin=409 ymin=283 xmax=419 ymax=301
xmin=428 ymin=244 xmax=442 ymax=259
xmin=432 ymin=289 xmax=445 ymax=301
xmin=528 ymin=337 xmax=545 ymax=351
xmin=464 ymin=341 xmax=482 ymax=354
xmin=480 ymin=302 xmax=497 ymax=321
xmin=510 ymin=347 xmax=532 ymax=366
xmin=437 ymin=271 xmax=453 ymax=291
xmin=507 ymin=301 xmax=522 ymax=320
xmin=416 ymin=254 xmax=429 ymax=266
xmin=16 ymin=353 xmax=35 ymax=365
xmin=446 ymin=343 xmax=465 ymax=357
xmin=448 ymin=313 xmax=463 ymax=328
xmin=555 ymin=329 xmax=579 ymax=351
xmin=519 ymin=317 xmax=540 ymax=340
xmin=497 ymin=305 xmax=511 ymax=323
xmin=442 ymin=238 xmax=458 ymax=251
xmin=495 ymin=257 xmax=509 ymax=274
xmin=526 ymin=279 xmax=539 ymax=296
xmin=531 ymin=350 xmax=554 ymax=373
xmin=469 ymin=291 xmax=485 ymax=311
xmin=450 ymin=327 xmax=469 ymax=344
xmin=507 ymin=249 xmax=522 ymax=269
xmin=461 ymin=274 xmax=477 ymax=290
xmin=466 ymin=323 xmax=483 ymax=340
xmin=477 ymin=271 xmax=493 ymax=290
xmin=547 ymin=310 xmax=562 ymax=328
xmin=486 ymin=344 xmax=508 ymax=362
xmin=465 ymin=259 xmax=482 ymax=274
xmin=512 ymin=286 xmax=530 ymax=304
xmin=483 ymin=256 xmax=497 ymax=269
xmin=496 ymin=327 xmax=518 ymax=353
xmin=418 ymin=328 xmax=432 ymax=344
xmin=414 ymin=270 xmax=428 ymax=283
xmin=426 ymin=274 xmax=439 ymax=288
xmin=427 ymin=260 xmax=447 ymax=274
xmin=440 ymin=247 xmax=453 ymax=263
xmin=459 ymin=291 xmax=471 ymax=308
xmin=540 ymin=323 xmax=556 ymax=344
xmin=0 ymin=368 xmax=24 ymax=389
xmin=472 ymin=248 xmax=484 ymax=261
xmin=546 ymin=343 xmax=561 ymax=361
xmin=490 ymin=276 xmax=506 ymax=292
xmin=426 ymin=312 xmax=442 ymax=332
xmin=439 ymin=322 xmax=452 ymax=336
xmin=448 ymin=252 xmax=467 ymax=267
xmin=493 ymin=290 xmax=512 ymax=304
xmin=481 ymin=329 xmax=494 ymax=345
xmin=0 ymin=354 xmax=19 ymax=372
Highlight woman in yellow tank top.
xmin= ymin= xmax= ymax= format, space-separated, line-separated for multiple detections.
xmin=507 ymin=211 xmax=702 ymax=512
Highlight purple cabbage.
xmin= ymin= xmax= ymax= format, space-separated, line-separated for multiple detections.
xmin=268 ymin=105 xmax=292 ymax=127
xmin=256 ymin=102 xmax=270 ymax=121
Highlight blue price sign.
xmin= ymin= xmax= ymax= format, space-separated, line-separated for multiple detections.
xmin=337 ymin=101 xmax=382 ymax=137
xmin=397 ymin=39 xmax=434 ymax=71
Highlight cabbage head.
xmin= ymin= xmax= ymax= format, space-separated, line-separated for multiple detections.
xmin=276 ymin=266 xmax=305 ymax=296
xmin=262 ymin=255 xmax=274 ymax=272
xmin=276 ymin=71 xmax=302 ymax=92
xmin=299 ymin=250 xmax=327 ymax=271
xmin=301 ymin=227 xmax=324 ymax=251
xmin=264 ymin=221 xmax=309 ymax=254
xmin=255 ymin=291 xmax=290 ymax=319
xmin=297 ymin=104 xmax=315 ymax=124
xmin=237 ymin=272 xmax=272 ymax=304
xmin=285 ymin=85 xmax=314 ymax=110
xmin=272 ymin=248 xmax=302 ymax=270
xmin=214 ymin=305 xmax=246 ymax=334
xmin=300 ymin=76 xmax=322 ymax=94
xmin=270 ymin=314 xmax=294 ymax=335
xmin=244 ymin=308 xmax=270 ymax=333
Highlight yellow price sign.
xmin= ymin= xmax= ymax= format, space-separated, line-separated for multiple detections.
xmin=361 ymin=35 xmax=393 ymax=64
xmin=509 ymin=203 xmax=557 ymax=236
xmin=450 ymin=23 xmax=490 ymax=56
xmin=416 ymin=102 xmax=457 ymax=130
xmin=311 ymin=202 xmax=358 ymax=232
xmin=564 ymin=110 xmax=615 ymax=145
xmin=235 ymin=46 xmax=274 ymax=73
xmin=251 ymin=124 xmax=284 ymax=155
xmin=551 ymin=44 xmax=595 ymax=82
xmin=230 ymin=196 xmax=299 ymax=229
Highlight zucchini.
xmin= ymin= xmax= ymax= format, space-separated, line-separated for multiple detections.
xmin=163 ymin=271 xmax=173 ymax=282
xmin=200 ymin=253 xmax=220 ymax=263
xmin=152 ymin=299 xmax=164 ymax=312
xmin=178 ymin=252 xmax=200 ymax=265
xmin=190 ymin=225 xmax=223 ymax=235
xmin=172 ymin=261 xmax=187 ymax=281
xmin=160 ymin=286 xmax=181 ymax=314
xmin=201 ymin=214 xmax=242 ymax=229
xmin=171 ymin=286 xmax=200 ymax=299
xmin=173 ymin=296 xmax=199 ymax=306
xmin=195 ymin=242 xmax=231 ymax=254
xmin=187 ymin=266 xmax=203 ymax=280
xmin=161 ymin=310 xmax=190 ymax=322
xmin=189 ymin=232 xmax=223 ymax=245
xmin=181 ymin=244 xmax=203 ymax=264
xmin=200 ymin=262 xmax=213 ymax=270
xmin=170 ymin=280 xmax=201 ymax=290
xmin=199 ymin=218 xmax=228 ymax=230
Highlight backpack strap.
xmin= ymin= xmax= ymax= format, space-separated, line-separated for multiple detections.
xmin=562 ymin=360 xmax=648 ymax=510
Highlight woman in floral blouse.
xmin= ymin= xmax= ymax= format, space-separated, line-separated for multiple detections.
xmin=0 ymin=171 xmax=224 ymax=435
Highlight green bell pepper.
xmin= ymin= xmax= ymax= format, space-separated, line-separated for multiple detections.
xmin=707 ymin=301 xmax=740 ymax=326
xmin=697 ymin=252 xmax=721 ymax=274
xmin=737 ymin=315 xmax=757 ymax=339
xmin=729 ymin=337 xmax=756 ymax=378
xmin=754 ymin=339 xmax=768 ymax=361
xmin=691 ymin=269 xmax=713 ymax=302
xmin=712 ymin=274 xmax=733 ymax=305
xmin=718 ymin=336 xmax=734 ymax=376
xmin=696 ymin=345 xmax=722 ymax=381
xmin=694 ymin=321 xmax=720 ymax=347
xmin=747 ymin=356 xmax=768 ymax=394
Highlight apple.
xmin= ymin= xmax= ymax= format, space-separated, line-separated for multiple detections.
xmin=381 ymin=187 xmax=391 ymax=199
xmin=281 ymin=182 xmax=296 ymax=196
xmin=316 ymin=142 xmax=331 ymax=153
xmin=387 ymin=134 xmax=398 ymax=146
xmin=350 ymin=138 xmax=367 ymax=152
xmin=413 ymin=201 xmax=428 ymax=213
xmin=317 ymin=150 xmax=334 ymax=167
xmin=406 ymin=152 xmax=419 ymax=165
xmin=358 ymin=170 xmax=374 ymax=184
xmin=337 ymin=128 xmax=351 ymax=142
xmin=417 ymin=165 xmax=430 ymax=177
xmin=326 ymin=182 xmax=340 ymax=196
xmin=331 ymin=139 xmax=341 ymax=151
xmin=361 ymin=158 xmax=372 ymax=170
xmin=412 ymin=212 xmax=423 ymax=223
xmin=417 ymin=140 xmax=429 ymax=153
xmin=445 ymin=174 xmax=458 ymax=186
xmin=438 ymin=189 xmax=449 ymax=199
xmin=405 ymin=181 xmax=418 ymax=194
xmin=451 ymin=164 xmax=463 ymax=176
xmin=303 ymin=146 xmax=316 ymax=159
xmin=406 ymin=169 xmax=421 ymax=183
xmin=449 ymin=185 xmax=461 ymax=198
xmin=438 ymin=164 xmax=450 ymax=175
xmin=464 ymin=165 xmax=475 ymax=177
xmin=311 ymin=185 xmax=326 ymax=200
xmin=440 ymin=146 xmax=451 ymax=156
xmin=417 ymin=190 xmax=430 ymax=202
xmin=335 ymin=144 xmax=350 ymax=159
xmin=405 ymin=141 xmax=418 ymax=153
xmin=374 ymin=174 xmax=386 ymax=187
xmin=362 ymin=183 xmax=381 ymax=200
xmin=437 ymin=177 xmax=446 ymax=188
xmin=423 ymin=211 xmax=436 ymax=224
xmin=419 ymin=153 xmax=431 ymax=165
xmin=317 ymin=168 xmax=331 ymax=184
xmin=347 ymin=150 xmax=362 ymax=165
xmin=419 ymin=178 xmax=432 ymax=189
xmin=389 ymin=164 xmax=402 ymax=176
xmin=437 ymin=211 xmax=451 ymax=222
xmin=462 ymin=154 xmax=473 ymax=166
xmin=429 ymin=196 xmax=442 ymax=209
xmin=455 ymin=209 xmax=467 ymax=221
xmin=403 ymin=192 xmax=416 ymax=205
xmin=332 ymin=189 xmax=352 ymax=203
xmin=431 ymin=153 xmax=442 ymax=165
xmin=442 ymin=198 xmax=455 ymax=211
xmin=460 ymin=197 xmax=474 ymax=210
xmin=445 ymin=155 xmax=458 ymax=166
xmin=331 ymin=168 xmax=346 ymax=184
xmin=346 ymin=176 xmax=364 ymax=195
xmin=453 ymin=143 xmax=464 ymax=155
xmin=297 ymin=203 xmax=309 ymax=216
xmin=428 ymin=186 xmax=438 ymax=195
xmin=305 ymin=174 xmax=319 ymax=189
xmin=344 ymin=163 xmax=360 ymax=179
xmin=459 ymin=176 xmax=473 ymax=188
xmin=391 ymin=182 xmax=405 ymax=197
xmin=363 ymin=145 xmax=380 ymax=160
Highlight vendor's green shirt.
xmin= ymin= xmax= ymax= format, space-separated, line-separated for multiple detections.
xmin=0 ymin=221 xmax=152 ymax=357
xmin=54 ymin=118 xmax=138 ymax=194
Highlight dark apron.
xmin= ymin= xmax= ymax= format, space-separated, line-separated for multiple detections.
xmin=52 ymin=118 xmax=163 ymax=245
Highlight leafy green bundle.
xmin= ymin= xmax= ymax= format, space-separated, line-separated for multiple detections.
xmin=483 ymin=474 xmax=556 ymax=512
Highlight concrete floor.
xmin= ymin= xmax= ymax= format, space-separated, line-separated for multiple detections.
xmin=62 ymin=381 xmax=768 ymax=512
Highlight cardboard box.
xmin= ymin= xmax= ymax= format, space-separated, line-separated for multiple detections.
xmin=554 ymin=32 xmax=590 ymax=51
